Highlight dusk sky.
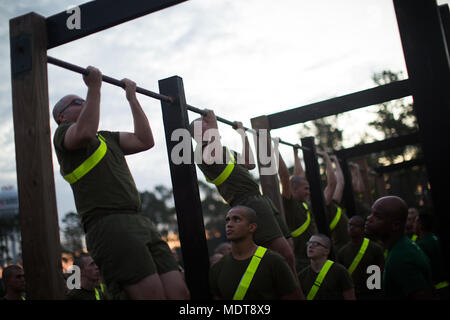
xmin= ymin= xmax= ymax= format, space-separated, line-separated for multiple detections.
xmin=1 ymin=0 xmax=449 ymax=225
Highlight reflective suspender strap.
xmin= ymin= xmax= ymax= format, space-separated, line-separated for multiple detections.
xmin=94 ymin=283 xmax=105 ymax=300
xmin=306 ymin=260 xmax=334 ymax=300
xmin=63 ymin=134 xmax=107 ymax=184
xmin=329 ymin=205 xmax=342 ymax=231
xmin=233 ymin=246 xmax=267 ymax=300
xmin=291 ymin=205 xmax=311 ymax=238
xmin=95 ymin=288 xmax=101 ymax=300
xmin=435 ymin=281 xmax=449 ymax=290
xmin=347 ymin=238 xmax=370 ymax=275
xmin=205 ymin=149 xmax=236 ymax=186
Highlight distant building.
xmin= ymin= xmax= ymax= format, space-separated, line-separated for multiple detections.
xmin=0 ymin=185 xmax=21 ymax=265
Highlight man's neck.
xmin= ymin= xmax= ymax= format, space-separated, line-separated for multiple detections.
xmin=4 ymin=291 xmax=23 ymax=300
xmin=231 ymin=239 xmax=258 ymax=261
xmin=350 ymin=235 xmax=364 ymax=246
xmin=81 ymin=278 xmax=98 ymax=291
xmin=382 ymin=233 xmax=403 ymax=251
xmin=310 ymin=256 xmax=328 ymax=273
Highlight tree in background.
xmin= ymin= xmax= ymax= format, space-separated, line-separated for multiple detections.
xmin=298 ymin=115 xmax=344 ymax=153
xmin=293 ymin=70 xmax=430 ymax=211
xmin=364 ymin=70 xmax=429 ymax=210
xmin=366 ymin=70 xmax=419 ymax=164
xmin=61 ymin=211 xmax=84 ymax=254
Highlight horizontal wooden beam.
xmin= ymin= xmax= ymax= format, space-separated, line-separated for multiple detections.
xmin=46 ymin=0 xmax=187 ymax=49
xmin=374 ymin=158 xmax=425 ymax=174
xmin=335 ymin=132 xmax=420 ymax=159
xmin=268 ymin=79 xmax=411 ymax=129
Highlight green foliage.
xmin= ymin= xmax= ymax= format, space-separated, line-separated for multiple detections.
xmin=366 ymin=70 xmax=420 ymax=166
xmin=299 ymin=115 xmax=343 ymax=153
xmin=61 ymin=211 xmax=84 ymax=253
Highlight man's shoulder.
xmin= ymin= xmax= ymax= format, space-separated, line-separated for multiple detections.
xmin=330 ymin=261 xmax=349 ymax=274
xmin=389 ymin=237 xmax=429 ymax=268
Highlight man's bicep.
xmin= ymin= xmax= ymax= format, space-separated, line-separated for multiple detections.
xmin=119 ymin=132 xmax=148 ymax=155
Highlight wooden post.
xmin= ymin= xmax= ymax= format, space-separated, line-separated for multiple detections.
xmin=394 ymin=0 xmax=450 ymax=276
xmin=250 ymin=116 xmax=285 ymax=218
xmin=301 ymin=137 xmax=330 ymax=237
xmin=158 ymin=76 xmax=210 ymax=300
xmin=9 ymin=13 xmax=65 ymax=299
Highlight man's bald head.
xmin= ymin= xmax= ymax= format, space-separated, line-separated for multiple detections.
xmin=365 ymin=196 xmax=409 ymax=241
xmin=52 ymin=94 xmax=81 ymax=124
xmin=372 ymin=196 xmax=409 ymax=225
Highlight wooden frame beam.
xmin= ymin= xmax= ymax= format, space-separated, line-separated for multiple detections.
xmin=46 ymin=0 xmax=188 ymax=49
xmin=335 ymin=132 xmax=420 ymax=159
xmin=267 ymin=80 xmax=411 ymax=130
xmin=374 ymin=158 xmax=425 ymax=174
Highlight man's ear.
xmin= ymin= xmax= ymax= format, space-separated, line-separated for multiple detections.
xmin=57 ymin=113 xmax=65 ymax=124
xmin=248 ymin=223 xmax=257 ymax=234
xmin=391 ymin=219 xmax=404 ymax=233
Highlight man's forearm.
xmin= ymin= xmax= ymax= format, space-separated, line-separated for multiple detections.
xmin=129 ymin=97 xmax=154 ymax=147
xmin=76 ymin=88 xmax=101 ymax=138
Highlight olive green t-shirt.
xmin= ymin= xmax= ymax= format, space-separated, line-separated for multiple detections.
xmin=298 ymin=261 xmax=354 ymax=300
xmin=209 ymin=249 xmax=299 ymax=300
xmin=326 ymin=201 xmax=350 ymax=253
xmin=197 ymin=147 xmax=260 ymax=206
xmin=65 ymin=286 xmax=110 ymax=300
xmin=65 ymin=288 xmax=96 ymax=300
xmin=337 ymin=239 xmax=384 ymax=299
xmin=383 ymin=236 xmax=433 ymax=300
xmin=416 ymin=233 xmax=448 ymax=286
xmin=282 ymin=196 xmax=318 ymax=272
xmin=53 ymin=122 xmax=141 ymax=225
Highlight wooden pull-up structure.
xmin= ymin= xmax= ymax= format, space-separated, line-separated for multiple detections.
xmin=250 ymin=0 xmax=450 ymax=278
xmin=9 ymin=0 xmax=450 ymax=299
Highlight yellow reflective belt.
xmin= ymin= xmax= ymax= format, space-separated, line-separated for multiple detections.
xmin=307 ymin=260 xmax=334 ymax=300
xmin=411 ymin=234 xmax=418 ymax=242
xmin=94 ymin=283 xmax=105 ymax=300
xmin=63 ymin=134 xmax=107 ymax=184
xmin=329 ymin=205 xmax=342 ymax=231
xmin=233 ymin=246 xmax=267 ymax=300
xmin=435 ymin=281 xmax=449 ymax=290
xmin=291 ymin=203 xmax=311 ymax=238
xmin=348 ymin=238 xmax=370 ymax=275
xmin=205 ymin=150 xmax=235 ymax=186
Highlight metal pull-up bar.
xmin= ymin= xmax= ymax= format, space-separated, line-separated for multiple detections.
xmin=47 ymin=56 xmax=174 ymax=103
xmin=47 ymin=55 xmax=318 ymax=153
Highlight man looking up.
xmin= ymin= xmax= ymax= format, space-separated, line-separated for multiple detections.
xmin=209 ymin=206 xmax=303 ymax=300
xmin=365 ymin=196 xmax=434 ymax=300
xmin=298 ymin=234 xmax=355 ymax=300
xmin=337 ymin=216 xmax=384 ymax=299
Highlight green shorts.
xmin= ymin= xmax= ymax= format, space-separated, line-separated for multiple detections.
xmin=85 ymin=213 xmax=178 ymax=298
xmin=236 ymin=194 xmax=290 ymax=245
